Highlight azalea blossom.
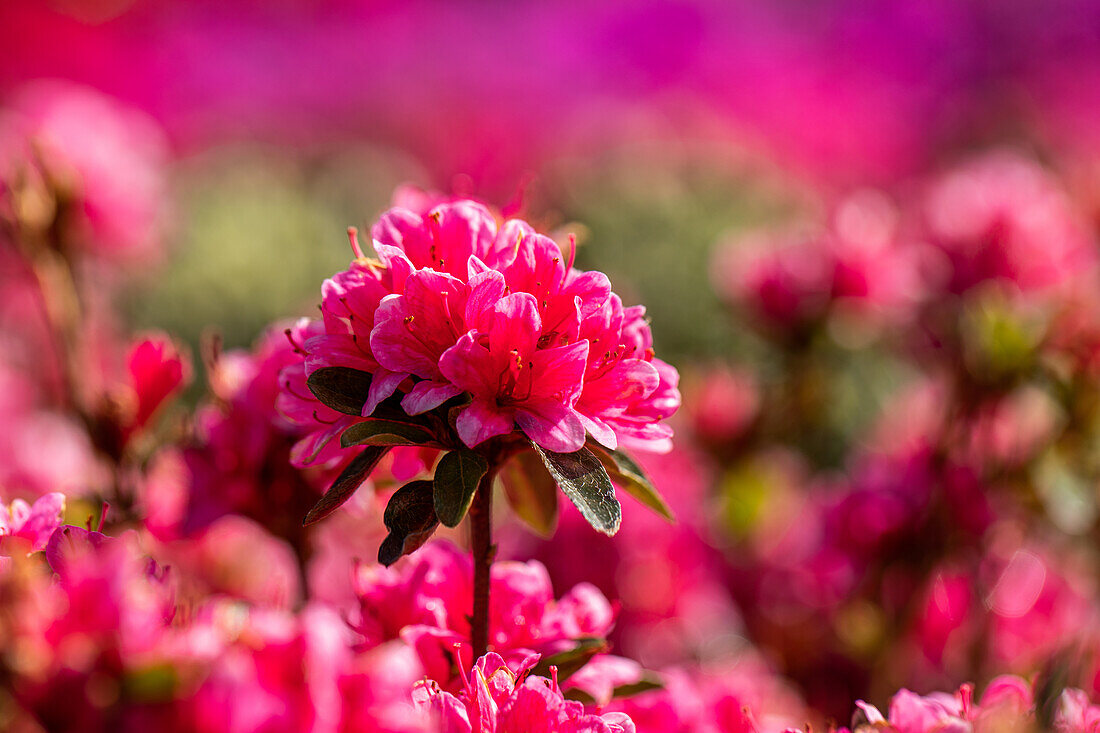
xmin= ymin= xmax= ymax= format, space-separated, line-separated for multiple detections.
xmin=280 ymin=200 xmax=679 ymax=460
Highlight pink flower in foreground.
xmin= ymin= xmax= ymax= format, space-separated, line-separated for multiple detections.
xmin=413 ymin=652 xmax=636 ymax=733
xmin=0 ymin=492 xmax=65 ymax=555
xmin=281 ymin=198 xmax=679 ymax=461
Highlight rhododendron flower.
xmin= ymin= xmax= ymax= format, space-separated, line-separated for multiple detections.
xmin=283 ymin=200 xmax=676 ymax=458
xmin=414 ymin=652 xmax=636 ymax=733
xmin=279 ymin=197 xmax=679 ymax=559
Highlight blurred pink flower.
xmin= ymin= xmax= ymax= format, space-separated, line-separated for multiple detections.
xmin=351 ymin=539 xmax=620 ymax=692
xmin=0 ymin=81 xmax=169 ymax=261
xmin=0 ymin=491 xmax=65 ymax=555
xmin=125 ymin=334 xmax=190 ymax=435
xmin=924 ymin=151 xmax=1097 ymax=296
xmin=689 ymin=366 xmax=759 ymax=446
xmin=413 ymin=652 xmax=635 ymax=733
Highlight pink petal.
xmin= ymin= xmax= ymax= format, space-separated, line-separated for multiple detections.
xmin=439 ymin=334 xmax=501 ymax=397
xmin=402 ymin=380 xmax=462 ymax=415
xmin=578 ymin=414 xmax=617 ymax=450
xmin=456 ymin=399 xmax=515 ymax=448
xmin=465 ymin=269 xmax=506 ymax=333
xmin=303 ymin=333 xmax=376 ymax=373
xmin=491 ymin=218 xmax=535 ymax=269
xmin=17 ymin=493 xmax=66 ymax=550
xmin=516 ymin=400 xmax=586 ymax=453
xmin=580 ymin=359 xmax=660 ymax=411
xmin=363 ymin=369 xmax=409 ymax=416
xmin=490 ymin=293 xmax=542 ymax=360
xmin=528 ymin=340 xmax=589 ymax=403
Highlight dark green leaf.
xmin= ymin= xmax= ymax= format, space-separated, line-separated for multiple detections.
xmin=378 ymin=480 xmax=438 ymax=566
xmin=433 ymin=449 xmax=489 ymax=527
xmin=530 ymin=638 xmax=607 ymax=682
xmin=500 ymin=449 xmax=559 ymax=537
xmin=303 ymin=446 xmax=389 ymax=526
xmin=307 ymin=367 xmax=374 ymax=416
xmin=531 ymin=443 xmax=621 ymax=536
xmin=587 ymin=442 xmax=674 ymax=522
xmin=340 ymin=419 xmax=436 ymax=448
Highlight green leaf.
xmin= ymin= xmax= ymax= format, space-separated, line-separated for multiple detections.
xmin=433 ymin=449 xmax=489 ymax=527
xmin=530 ymin=637 xmax=607 ymax=682
xmin=340 ymin=419 xmax=436 ymax=448
xmin=500 ymin=449 xmax=559 ymax=538
xmin=531 ymin=443 xmax=621 ymax=536
xmin=306 ymin=367 xmax=374 ymax=416
xmin=378 ymin=480 xmax=438 ymax=566
xmin=121 ymin=663 xmax=179 ymax=703
xmin=587 ymin=442 xmax=674 ymax=522
xmin=303 ymin=446 xmax=389 ymax=526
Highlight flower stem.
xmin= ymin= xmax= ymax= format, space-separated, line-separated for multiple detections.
xmin=469 ymin=469 xmax=495 ymax=660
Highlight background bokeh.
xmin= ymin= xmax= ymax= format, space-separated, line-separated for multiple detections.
xmin=8 ymin=2 xmax=1100 ymax=731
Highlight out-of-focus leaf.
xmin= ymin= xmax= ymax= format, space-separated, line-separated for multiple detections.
xmin=306 ymin=367 xmax=374 ymax=416
xmin=530 ymin=638 xmax=607 ymax=682
xmin=500 ymin=449 xmax=559 ymax=538
xmin=587 ymin=441 xmax=674 ymax=522
xmin=378 ymin=480 xmax=438 ymax=566
xmin=433 ymin=449 xmax=489 ymax=528
xmin=303 ymin=446 xmax=389 ymax=526
xmin=531 ymin=443 xmax=620 ymax=536
xmin=340 ymin=419 xmax=436 ymax=448
xmin=121 ymin=663 xmax=179 ymax=703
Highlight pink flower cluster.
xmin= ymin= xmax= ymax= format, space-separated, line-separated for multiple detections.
xmin=414 ymin=653 xmax=635 ymax=733
xmin=795 ymin=676 xmax=1100 ymax=733
xmin=350 ymin=540 xmax=637 ymax=703
xmin=0 ymin=506 xmax=651 ymax=733
xmin=0 ymin=81 xmax=169 ymax=262
xmin=280 ymin=200 xmax=679 ymax=458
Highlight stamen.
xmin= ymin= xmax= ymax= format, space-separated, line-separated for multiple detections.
xmin=453 ymin=643 xmax=472 ymax=697
xmin=347 ymin=227 xmax=366 ymax=259
xmin=284 ymin=380 xmax=316 ymax=404
xmin=284 ymin=328 xmax=307 ymax=355
xmin=97 ymin=502 xmax=108 ymax=533
xmin=959 ymin=684 xmax=973 ymax=718
xmin=312 ymin=410 xmax=339 ymax=425
xmin=549 ymin=665 xmax=559 ymax=694
xmin=427 ymin=211 xmax=443 ymax=266
xmin=440 ymin=292 xmax=460 ymax=337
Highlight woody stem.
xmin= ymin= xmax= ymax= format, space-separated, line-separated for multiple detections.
xmin=469 ymin=468 xmax=496 ymax=660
